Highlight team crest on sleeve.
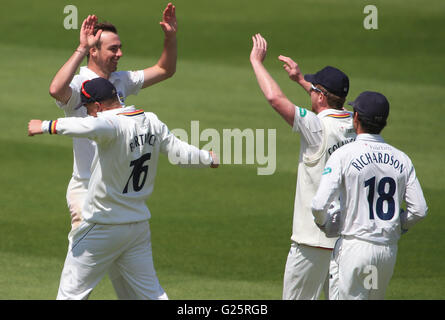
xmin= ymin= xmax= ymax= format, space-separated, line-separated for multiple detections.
xmin=117 ymin=91 xmax=125 ymax=105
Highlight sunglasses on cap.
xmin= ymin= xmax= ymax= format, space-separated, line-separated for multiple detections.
xmin=310 ymin=84 xmax=328 ymax=96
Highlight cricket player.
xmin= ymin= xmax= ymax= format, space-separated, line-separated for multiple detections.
xmin=48 ymin=4 xmax=177 ymax=298
xmin=49 ymin=4 xmax=177 ymax=230
xmin=250 ymin=33 xmax=356 ymax=299
xmin=311 ymin=91 xmax=428 ymax=299
xmin=28 ymin=78 xmax=218 ymax=299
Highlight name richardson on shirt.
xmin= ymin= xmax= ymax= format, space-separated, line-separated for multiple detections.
xmin=350 ymin=144 xmax=406 ymax=174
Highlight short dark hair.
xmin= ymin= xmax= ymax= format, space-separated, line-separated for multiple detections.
xmin=316 ymin=84 xmax=345 ymax=110
xmin=86 ymin=22 xmax=118 ymax=60
xmin=93 ymin=22 xmax=118 ymax=49
xmin=354 ymin=111 xmax=386 ymax=134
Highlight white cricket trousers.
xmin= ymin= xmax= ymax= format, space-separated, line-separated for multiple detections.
xmin=65 ymin=177 xmax=150 ymax=299
xmin=329 ymin=237 xmax=398 ymax=300
xmin=283 ymin=243 xmax=332 ymax=300
xmin=57 ymin=220 xmax=168 ymax=300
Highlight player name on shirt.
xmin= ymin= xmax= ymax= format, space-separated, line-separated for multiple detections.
xmin=351 ymin=151 xmax=405 ymax=173
xmin=327 ymin=137 xmax=356 ymax=156
xmin=129 ymin=131 xmax=157 ymax=152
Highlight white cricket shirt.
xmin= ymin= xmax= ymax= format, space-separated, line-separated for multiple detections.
xmin=50 ymin=106 xmax=212 ymax=224
xmin=291 ymin=106 xmax=356 ymax=248
xmin=55 ymin=66 xmax=145 ymax=180
xmin=312 ymin=134 xmax=428 ymax=245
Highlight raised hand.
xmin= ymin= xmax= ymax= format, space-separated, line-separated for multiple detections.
xmin=160 ymin=3 xmax=177 ymax=37
xmin=79 ymin=15 xmax=103 ymax=51
xmin=250 ymin=33 xmax=268 ymax=63
xmin=278 ymin=55 xmax=303 ymax=82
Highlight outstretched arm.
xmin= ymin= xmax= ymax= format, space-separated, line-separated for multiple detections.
xmin=249 ymin=33 xmax=295 ymax=127
xmin=279 ymin=55 xmax=312 ymax=95
xmin=28 ymin=117 xmax=115 ymax=143
xmin=49 ymin=15 xmax=102 ymax=104
xmin=142 ymin=3 xmax=177 ymax=88
xmin=150 ymin=115 xmax=218 ymax=168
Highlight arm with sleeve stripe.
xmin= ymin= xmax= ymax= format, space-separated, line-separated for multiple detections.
xmin=41 ymin=116 xmax=116 ymax=143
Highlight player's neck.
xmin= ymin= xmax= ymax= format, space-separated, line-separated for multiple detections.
xmin=87 ymin=62 xmax=111 ymax=80
xmin=355 ymin=123 xmax=368 ymax=135
xmin=314 ymin=106 xmax=330 ymax=114
xmin=104 ymin=101 xmax=123 ymax=111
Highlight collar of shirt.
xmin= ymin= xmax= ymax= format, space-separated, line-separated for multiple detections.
xmin=79 ymin=66 xmax=119 ymax=82
xmin=317 ymin=108 xmax=353 ymax=119
xmin=97 ymin=105 xmax=136 ymax=117
xmin=79 ymin=66 xmax=100 ymax=78
xmin=356 ymin=133 xmax=385 ymax=143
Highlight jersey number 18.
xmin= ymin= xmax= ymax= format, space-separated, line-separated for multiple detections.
xmin=364 ymin=176 xmax=396 ymax=221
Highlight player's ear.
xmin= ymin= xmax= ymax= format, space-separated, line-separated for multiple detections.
xmin=319 ymin=92 xmax=326 ymax=106
xmin=95 ymin=101 xmax=103 ymax=113
xmin=87 ymin=102 xmax=101 ymax=117
xmin=353 ymin=111 xmax=359 ymax=121
xmin=353 ymin=112 xmax=360 ymax=131
xmin=89 ymin=46 xmax=98 ymax=59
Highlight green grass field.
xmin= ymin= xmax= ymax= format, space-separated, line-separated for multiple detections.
xmin=0 ymin=0 xmax=444 ymax=299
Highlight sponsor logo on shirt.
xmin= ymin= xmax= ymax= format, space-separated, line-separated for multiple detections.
xmin=299 ymin=107 xmax=307 ymax=117
xmin=322 ymin=167 xmax=332 ymax=175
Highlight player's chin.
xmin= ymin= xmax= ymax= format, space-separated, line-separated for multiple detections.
xmin=109 ymin=62 xmax=119 ymax=72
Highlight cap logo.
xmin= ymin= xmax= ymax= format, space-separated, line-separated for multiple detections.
xmin=374 ymin=116 xmax=384 ymax=122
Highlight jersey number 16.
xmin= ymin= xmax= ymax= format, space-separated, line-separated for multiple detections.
xmin=123 ymin=153 xmax=151 ymax=194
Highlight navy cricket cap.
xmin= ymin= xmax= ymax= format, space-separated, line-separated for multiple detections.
xmin=81 ymin=78 xmax=117 ymax=105
xmin=304 ymin=66 xmax=349 ymax=98
xmin=348 ymin=91 xmax=390 ymax=124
